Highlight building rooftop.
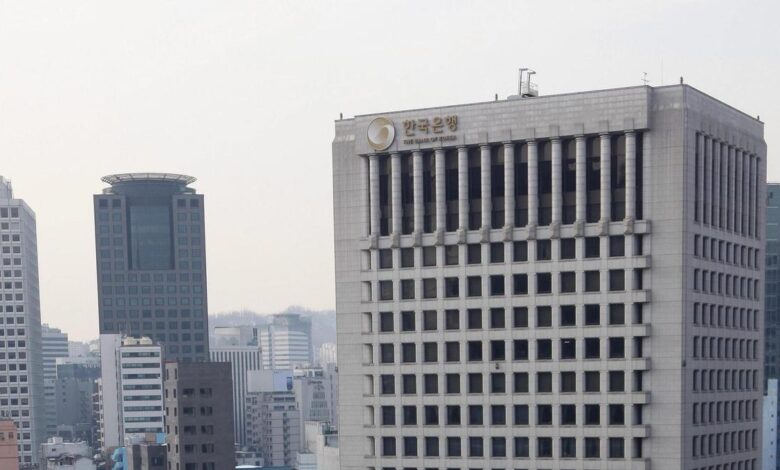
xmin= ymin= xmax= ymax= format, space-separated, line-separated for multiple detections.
xmin=101 ymin=173 xmax=196 ymax=185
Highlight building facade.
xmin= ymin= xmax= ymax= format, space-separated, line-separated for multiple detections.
xmin=42 ymin=324 xmax=69 ymax=438
xmin=54 ymin=357 xmax=100 ymax=445
xmin=98 ymin=335 xmax=164 ymax=450
xmin=209 ymin=326 xmax=263 ymax=447
xmin=294 ymin=365 xmax=339 ymax=432
xmin=0 ymin=176 xmax=45 ymax=468
xmin=0 ymin=416 xmax=19 ymax=470
xmin=333 ymin=85 xmax=766 ymax=469
xmin=260 ymin=313 xmax=313 ymax=369
xmin=93 ymin=173 xmax=209 ymax=362
xmin=164 ymin=361 xmax=234 ymax=470
xmin=766 ymin=184 xmax=780 ymax=381
xmin=246 ymin=369 xmax=301 ymax=467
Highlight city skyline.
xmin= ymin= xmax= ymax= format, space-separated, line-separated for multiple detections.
xmin=1 ymin=1 xmax=779 ymax=341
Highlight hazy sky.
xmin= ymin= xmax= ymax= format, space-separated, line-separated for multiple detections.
xmin=1 ymin=0 xmax=778 ymax=340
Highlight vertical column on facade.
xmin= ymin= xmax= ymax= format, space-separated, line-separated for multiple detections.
xmin=434 ymin=149 xmax=446 ymax=240
xmin=575 ymin=135 xmax=586 ymax=233
xmin=412 ymin=150 xmax=424 ymax=241
xmin=749 ymin=155 xmax=756 ymax=237
xmin=625 ymin=131 xmax=637 ymax=224
xmin=368 ymin=154 xmax=380 ymax=238
xmin=390 ymin=153 xmax=402 ymax=241
xmin=727 ymin=146 xmax=735 ymax=231
xmin=743 ymin=151 xmax=750 ymax=236
xmin=457 ymin=146 xmax=469 ymax=241
xmin=527 ymin=140 xmax=539 ymax=235
xmin=480 ymin=145 xmax=492 ymax=238
xmin=705 ymin=136 xmax=714 ymax=225
xmin=756 ymin=157 xmax=762 ymax=239
xmin=713 ymin=139 xmax=721 ymax=229
xmin=551 ymin=138 xmax=562 ymax=234
xmin=735 ymin=149 xmax=743 ymax=235
xmin=697 ymin=133 xmax=706 ymax=225
xmin=720 ymin=143 xmax=728 ymax=230
xmin=599 ymin=133 xmax=611 ymax=228
xmin=503 ymin=142 xmax=516 ymax=234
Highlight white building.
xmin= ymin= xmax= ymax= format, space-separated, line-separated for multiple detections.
xmin=0 ymin=176 xmax=45 ymax=467
xmin=296 ymin=421 xmax=339 ymax=470
xmin=42 ymin=324 xmax=69 ymax=438
xmin=764 ymin=379 xmax=778 ymax=470
xmin=259 ymin=313 xmax=313 ymax=369
xmin=39 ymin=437 xmax=94 ymax=470
xmin=317 ymin=343 xmax=337 ymax=366
xmin=209 ymin=326 xmax=263 ymax=447
xmin=98 ymin=335 xmax=164 ymax=451
xmin=246 ymin=370 xmax=300 ymax=467
xmin=333 ymin=82 xmax=766 ymax=469
xmin=293 ymin=365 xmax=339 ymax=434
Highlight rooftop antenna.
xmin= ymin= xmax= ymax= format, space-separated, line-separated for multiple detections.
xmin=642 ymin=72 xmax=649 ymax=85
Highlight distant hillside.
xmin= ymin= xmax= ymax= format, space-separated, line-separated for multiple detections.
xmin=210 ymin=306 xmax=336 ymax=352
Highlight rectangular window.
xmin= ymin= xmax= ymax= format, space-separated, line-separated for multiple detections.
xmin=560 ymin=238 xmax=576 ymax=259
xmin=513 ymin=241 xmax=528 ymax=262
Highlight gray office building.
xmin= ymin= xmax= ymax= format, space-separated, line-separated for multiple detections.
xmin=0 ymin=176 xmax=45 ymax=468
xmin=766 ymin=183 xmax=780 ymax=380
xmin=334 ymin=83 xmax=766 ymax=470
xmin=93 ymin=173 xmax=209 ymax=362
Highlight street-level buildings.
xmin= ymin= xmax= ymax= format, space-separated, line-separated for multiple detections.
xmin=333 ymin=84 xmax=766 ymax=469
xmin=0 ymin=176 xmax=45 ymax=468
xmin=93 ymin=173 xmax=209 ymax=362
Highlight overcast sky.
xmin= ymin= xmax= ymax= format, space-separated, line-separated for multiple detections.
xmin=1 ymin=0 xmax=778 ymax=340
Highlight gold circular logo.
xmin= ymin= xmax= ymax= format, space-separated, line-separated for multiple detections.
xmin=367 ymin=117 xmax=395 ymax=151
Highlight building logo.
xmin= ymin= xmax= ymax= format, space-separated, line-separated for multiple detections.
xmin=367 ymin=117 xmax=395 ymax=151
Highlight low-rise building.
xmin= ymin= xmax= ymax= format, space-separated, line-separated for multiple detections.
xmin=0 ymin=416 xmax=19 ymax=470
xmin=39 ymin=437 xmax=94 ymax=470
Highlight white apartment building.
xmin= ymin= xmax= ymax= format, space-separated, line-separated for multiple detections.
xmin=210 ymin=325 xmax=263 ymax=447
xmin=0 ymin=176 xmax=45 ymax=468
xmin=246 ymin=370 xmax=301 ymax=467
xmin=42 ymin=324 xmax=69 ymax=438
xmin=260 ymin=313 xmax=313 ymax=369
xmin=333 ymin=83 xmax=766 ymax=470
xmin=98 ymin=335 xmax=164 ymax=450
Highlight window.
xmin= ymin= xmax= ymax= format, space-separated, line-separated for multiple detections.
xmin=560 ymin=238 xmax=576 ymax=259
xmin=489 ymin=275 xmax=505 ymax=295
xmin=584 ymin=372 xmax=600 ymax=392
xmin=491 ymin=405 xmax=506 ymax=425
xmin=584 ymin=338 xmax=600 ymax=359
xmin=536 ymin=239 xmax=552 ymax=260
xmin=584 ymin=271 xmax=600 ymax=292
xmin=560 ymin=271 xmax=576 ymax=293
xmin=513 ymin=274 xmax=528 ymax=295
xmin=381 ymin=437 xmax=396 ymax=456
xmin=444 ymin=309 xmax=459 ymax=329
xmin=560 ymin=305 xmax=576 ymax=326
xmin=445 ymin=373 xmax=460 ymax=393
xmin=609 ymin=235 xmax=625 ymax=257
xmin=423 ymin=246 xmax=436 ymax=266
xmin=585 ymin=237 xmax=600 ymax=258
xmin=447 ymin=437 xmax=461 ymax=457
xmin=608 ymin=371 xmax=625 ymax=392
xmin=560 ymin=338 xmax=576 ymax=359
xmin=584 ymin=437 xmax=600 ymax=458
xmin=609 ymin=303 xmax=625 ymax=325
xmin=514 ymin=404 xmax=529 ymax=425
xmin=380 ymin=344 xmax=394 ymax=363
xmin=424 ymin=437 xmax=439 ymax=457
xmin=491 ymin=436 xmax=507 ymax=457
xmin=537 ymin=437 xmax=553 ymax=458
xmin=537 ymin=404 xmax=553 ymax=424
xmin=379 ymin=280 xmax=393 ymax=300
xmin=513 ymin=340 xmax=529 ymax=360
xmin=446 ymin=405 xmax=461 ymax=425
xmin=467 ymin=276 xmax=482 ymax=296
xmin=490 ymin=340 xmax=506 ymax=361
xmin=380 ymin=375 xmax=395 ymax=394
xmin=379 ymin=312 xmax=393 ymax=332
xmin=467 ymin=341 xmax=483 ymax=361
xmin=400 ymin=311 xmax=415 ymax=331
xmin=561 ymin=436 xmax=577 ymax=458
xmin=445 ymin=245 xmax=459 ymax=265
xmin=402 ymin=375 xmax=416 ymax=394
xmin=401 ymin=343 xmax=416 ymax=363
xmin=513 ymin=307 xmax=528 ymax=327
xmin=444 ymin=277 xmax=459 ymax=297
xmin=490 ymin=308 xmax=505 ymax=328
xmin=403 ymin=436 xmax=417 ymax=456
xmin=536 ymin=307 xmax=552 ymax=327
xmin=424 ymin=405 xmax=438 ymax=425
xmin=514 ymin=437 xmax=530 ymax=458
xmin=513 ymin=241 xmax=528 ymax=261
xmin=468 ymin=405 xmax=483 ymax=424
xmin=400 ymin=279 xmax=415 ymax=299
xmin=560 ymin=371 xmax=576 ymax=392
xmin=400 ymin=248 xmax=414 ymax=267
xmin=423 ymin=310 xmax=437 ymax=330
xmin=537 ymin=371 xmax=552 ymax=393
xmin=490 ymin=242 xmax=504 ymax=262
xmin=381 ymin=406 xmax=395 ymax=425
xmin=378 ymin=249 xmax=393 ymax=269
xmin=467 ymin=244 xmax=481 ymax=264
xmin=467 ymin=309 xmax=482 ymax=329
xmin=514 ymin=372 xmax=529 ymax=393
xmin=608 ymin=437 xmax=625 ymax=458
xmin=424 ymin=374 xmax=438 ymax=394
xmin=445 ymin=342 xmax=460 ymax=362
xmin=469 ymin=437 xmax=484 ymax=457
xmin=608 ymin=404 xmax=625 ymax=425
xmin=423 ymin=342 xmax=437 ymax=362
xmin=422 ymin=278 xmax=437 ymax=298
xmin=609 ymin=269 xmax=625 ymax=291
xmin=584 ymin=404 xmax=600 ymax=425
xmin=584 ymin=304 xmax=600 ymax=325
xmin=608 ymin=337 xmax=625 ymax=358
xmin=537 ymin=272 xmax=552 ymax=293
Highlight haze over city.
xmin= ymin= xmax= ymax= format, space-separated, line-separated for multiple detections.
xmin=1 ymin=0 xmax=778 ymax=342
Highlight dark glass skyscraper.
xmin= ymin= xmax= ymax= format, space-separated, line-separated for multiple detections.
xmin=94 ymin=173 xmax=209 ymax=362
xmin=766 ymin=183 xmax=780 ymax=380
